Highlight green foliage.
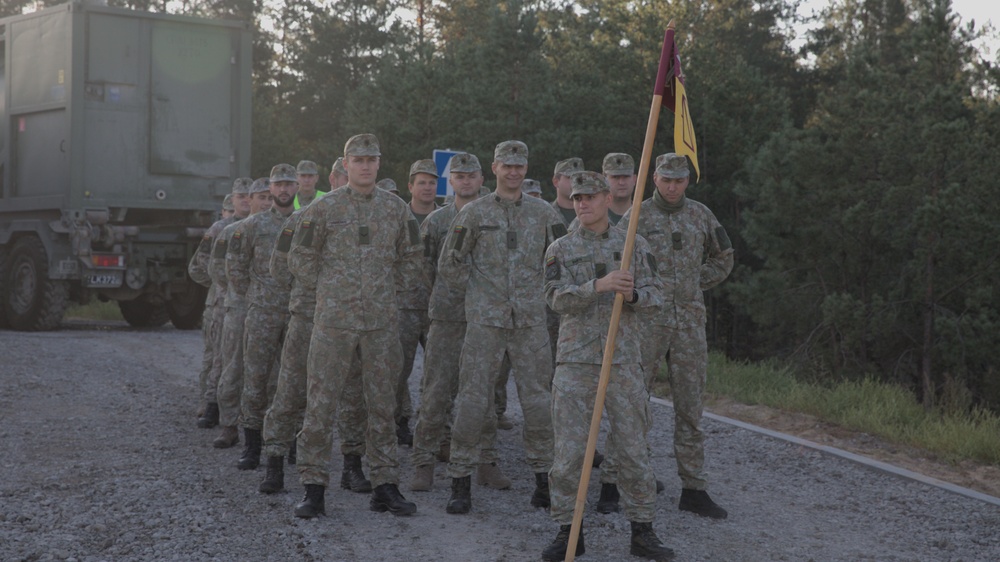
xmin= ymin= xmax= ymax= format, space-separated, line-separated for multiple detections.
xmin=65 ymin=301 xmax=124 ymax=322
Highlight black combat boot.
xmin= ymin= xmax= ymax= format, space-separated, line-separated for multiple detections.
xmin=446 ymin=476 xmax=471 ymax=514
xmin=197 ymin=402 xmax=219 ymax=429
xmin=340 ymin=454 xmax=373 ymax=493
xmin=287 ymin=439 xmax=297 ymax=465
xmin=236 ymin=428 xmax=262 ymax=470
xmin=396 ymin=417 xmax=413 ymax=447
xmin=679 ymin=488 xmax=728 ymax=519
xmin=530 ymin=472 xmax=550 ymax=508
xmin=541 ymin=524 xmax=585 ymax=561
xmin=370 ymin=483 xmax=417 ymax=516
xmin=294 ymin=484 xmax=325 ymax=518
xmin=258 ymin=455 xmax=284 ymax=494
xmin=596 ymin=482 xmax=621 ymax=514
xmin=630 ymin=521 xmax=675 ymax=560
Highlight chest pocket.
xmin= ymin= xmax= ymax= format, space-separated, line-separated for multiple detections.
xmin=564 ymin=255 xmax=594 ymax=282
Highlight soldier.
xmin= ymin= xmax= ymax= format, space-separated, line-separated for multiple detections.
xmin=288 ymin=134 xmax=422 ymax=518
xmin=409 ymin=152 xmax=508 ymax=492
xmin=522 ymin=179 xmax=543 ymax=198
xmin=377 ymin=178 xmax=400 ymax=196
xmin=603 ymin=152 xmax=637 ymax=224
xmin=294 ymin=160 xmax=327 ymax=209
xmin=394 ymin=159 xmax=439 ymax=446
xmin=540 ymin=171 xmax=673 ymax=561
xmin=211 ymin=178 xmax=272 ymax=449
xmin=441 ymin=140 xmax=566 ymax=514
xmin=221 ymin=194 xmax=236 ymax=219
xmin=328 ymin=157 xmax=348 ymax=190
xmin=228 ymin=164 xmax=299 ymax=471
xmin=620 ymin=153 xmax=734 ymax=520
xmin=191 ymin=180 xmax=252 ymax=429
xmin=550 ymin=157 xmax=584 ymax=227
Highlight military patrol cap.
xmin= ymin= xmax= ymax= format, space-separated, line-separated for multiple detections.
xmin=250 ymin=177 xmax=270 ymax=194
xmin=655 ymin=153 xmax=690 ymax=178
xmin=344 ymin=133 xmax=381 ymax=157
xmin=570 ymin=171 xmax=611 ymax=196
xmin=222 ymin=194 xmax=234 ymax=211
xmin=376 ymin=178 xmax=399 ymax=193
xmin=494 ymin=140 xmax=528 ymax=166
xmin=332 ymin=157 xmax=347 ymax=176
xmin=521 ymin=179 xmax=542 ymax=195
xmin=409 ymin=159 xmax=439 ymax=178
xmin=602 ymin=153 xmax=635 ymax=176
xmin=270 ymin=163 xmax=298 ymax=183
xmin=553 ymin=157 xmax=584 ymax=177
xmin=449 ymin=152 xmax=481 ymax=173
xmin=232 ymin=177 xmax=253 ymax=194
xmin=296 ymin=160 xmax=319 ymax=175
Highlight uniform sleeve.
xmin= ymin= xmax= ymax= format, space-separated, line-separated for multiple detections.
xmin=287 ymin=205 xmax=324 ymax=294
xmin=225 ymin=222 xmax=253 ymax=297
xmin=544 ymin=242 xmax=597 ymax=315
xmin=188 ymin=233 xmax=214 ymax=288
xmin=438 ymin=205 xmax=477 ymax=289
xmin=269 ymin=216 xmax=296 ymax=287
xmin=630 ymin=236 xmax=664 ymax=309
xmin=420 ymin=217 xmax=438 ymax=290
xmin=700 ymin=213 xmax=735 ymax=291
xmin=207 ymin=236 xmax=229 ymax=288
xmin=396 ymin=210 xmax=430 ymax=295
xmin=545 ymin=205 xmax=569 ymax=248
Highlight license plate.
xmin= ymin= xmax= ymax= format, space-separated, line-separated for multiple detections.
xmin=85 ymin=271 xmax=123 ymax=288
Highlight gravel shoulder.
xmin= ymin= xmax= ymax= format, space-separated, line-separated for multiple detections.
xmin=1 ymin=322 xmax=999 ymax=562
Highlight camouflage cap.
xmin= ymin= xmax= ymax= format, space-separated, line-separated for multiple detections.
xmin=521 ymin=179 xmax=542 ymax=195
xmin=250 ymin=177 xmax=270 ymax=194
xmin=553 ymin=157 xmax=584 ymax=177
xmin=449 ymin=152 xmax=481 ymax=173
xmin=655 ymin=153 xmax=690 ymax=178
xmin=376 ymin=178 xmax=399 ymax=193
xmin=232 ymin=177 xmax=253 ymax=195
xmin=296 ymin=160 xmax=319 ymax=175
xmin=494 ymin=140 xmax=528 ymax=166
xmin=332 ymin=157 xmax=347 ymax=177
xmin=570 ymin=171 xmax=611 ymax=196
xmin=222 ymin=194 xmax=234 ymax=211
xmin=270 ymin=163 xmax=298 ymax=183
xmin=409 ymin=159 xmax=439 ymax=178
xmin=344 ymin=133 xmax=381 ymax=157
xmin=602 ymin=153 xmax=635 ymax=176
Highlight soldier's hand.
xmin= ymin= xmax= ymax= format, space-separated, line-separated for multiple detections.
xmin=595 ymin=270 xmax=634 ymax=298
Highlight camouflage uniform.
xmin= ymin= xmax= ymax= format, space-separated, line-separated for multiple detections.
xmin=442 ymin=146 xmax=566 ymax=479
xmin=189 ymin=214 xmax=235 ymax=404
xmin=293 ymin=160 xmax=328 ymax=210
xmin=288 ymin=140 xmax=424 ymax=489
xmin=619 ymin=155 xmax=734 ymax=491
xmin=543 ymin=171 xmax=663 ymax=526
xmin=213 ymin=217 xmax=253 ymax=429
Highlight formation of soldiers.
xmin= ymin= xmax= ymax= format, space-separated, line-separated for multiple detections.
xmin=188 ymin=134 xmax=734 ymax=562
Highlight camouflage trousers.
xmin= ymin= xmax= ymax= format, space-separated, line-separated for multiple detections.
xmin=411 ymin=320 xmax=497 ymax=468
xmin=494 ymin=355 xmax=511 ymax=417
xmin=239 ymin=305 xmax=287 ymax=431
xmin=448 ymin=323 xmax=554 ymax=478
xmin=216 ymin=304 xmax=248 ymax=428
xmin=298 ymin=326 xmax=399 ymax=488
xmin=197 ymin=301 xmax=220 ymax=404
xmin=396 ymin=308 xmax=429 ymax=423
xmin=549 ymin=363 xmax=655 ymax=524
xmin=201 ymin=300 xmax=228 ymax=404
xmin=262 ymin=312 xmax=312 ymax=458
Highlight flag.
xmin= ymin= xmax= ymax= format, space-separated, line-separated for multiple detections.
xmin=657 ymin=29 xmax=700 ymax=181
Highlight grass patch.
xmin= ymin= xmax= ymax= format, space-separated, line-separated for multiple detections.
xmin=651 ymin=351 xmax=1000 ymax=465
xmin=65 ymin=301 xmax=123 ymax=322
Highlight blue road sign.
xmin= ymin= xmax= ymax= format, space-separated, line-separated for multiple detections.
xmin=433 ymin=149 xmax=462 ymax=197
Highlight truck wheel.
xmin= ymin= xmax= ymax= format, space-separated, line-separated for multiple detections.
xmin=118 ymin=295 xmax=170 ymax=328
xmin=4 ymin=236 xmax=70 ymax=331
xmin=167 ymin=283 xmax=207 ymax=330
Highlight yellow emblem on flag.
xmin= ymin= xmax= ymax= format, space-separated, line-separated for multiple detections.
xmin=673 ymin=79 xmax=700 ymax=181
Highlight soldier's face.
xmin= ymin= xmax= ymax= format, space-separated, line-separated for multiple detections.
xmin=553 ymin=174 xmax=574 ymax=199
xmin=346 ymin=156 xmax=379 ymax=189
xmin=270 ymin=180 xmax=298 ymax=208
xmin=297 ymin=173 xmax=318 ymax=195
xmin=222 ymin=208 xmax=235 ymax=219
xmin=330 ymin=172 xmax=349 ymax=189
xmin=232 ymin=192 xmax=251 ymax=217
xmin=654 ymin=174 xmax=689 ymax=205
xmin=409 ymin=173 xmax=438 ymax=206
xmin=250 ymin=191 xmax=272 ymax=214
xmin=492 ymin=161 xmax=527 ymax=191
xmin=449 ymin=170 xmax=483 ymax=199
xmin=607 ymin=173 xmax=636 ymax=200
xmin=573 ymin=192 xmax=611 ymax=231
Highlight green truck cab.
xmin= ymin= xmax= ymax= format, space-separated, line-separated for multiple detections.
xmin=0 ymin=1 xmax=252 ymax=330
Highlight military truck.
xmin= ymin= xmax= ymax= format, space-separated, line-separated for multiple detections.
xmin=0 ymin=1 xmax=252 ymax=330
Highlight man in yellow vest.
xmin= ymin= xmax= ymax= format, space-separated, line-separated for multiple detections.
xmin=293 ymin=160 xmax=327 ymax=209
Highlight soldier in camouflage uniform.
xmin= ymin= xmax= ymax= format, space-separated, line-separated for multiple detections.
xmin=294 ymin=160 xmax=327 ymax=210
xmin=228 ymin=164 xmax=299 ymax=471
xmin=441 ymin=140 xmax=566 ymax=514
xmin=540 ymin=171 xmax=673 ymax=561
xmin=394 ymin=159 xmax=439 ymax=447
xmin=550 ymin=158 xmax=584 ymax=227
xmin=328 ymin=157 xmax=348 ymax=190
xmin=221 ymin=194 xmax=235 ymax=218
xmin=211 ymin=178 xmax=273 ymax=449
xmin=521 ymin=179 xmax=543 ymax=198
xmin=191 ymin=180 xmax=252 ymax=428
xmin=376 ymin=178 xmax=400 ymax=196
xmin=620 ymin=153 xmax=734 ymax=520
xmin=288 ymin=134 xmax=423 ymax=519
xmin=409 ymin=153 xmax=508 ymax=492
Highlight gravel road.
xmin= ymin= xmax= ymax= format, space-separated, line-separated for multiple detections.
xmin=1 ymin=322 xmax=998 ymax=562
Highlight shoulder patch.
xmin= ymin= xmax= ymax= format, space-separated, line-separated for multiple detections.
xmin=552 ymin=223 xmax=568 ymax=240
xmin=407 ymin=219 xmax=420 ymax=246
xmin=296 ymin=219 xmax=315 ymax=248
xmin=646 ymin=252 xmax=658 ymax=273
xmin=545 ymin=255 xmax=560 ymax=281
xmin=452 ymin=225 xmax=467 ymax=252
xmin=276 ymin=227 xmax=295 ymax=253
xmin=213 ymin=239 xmax=228 ymax=259
xmin=715 ymin=226 xmax=732 ymax=251
xmin=229 ymin=230 xmax=243 ymax=253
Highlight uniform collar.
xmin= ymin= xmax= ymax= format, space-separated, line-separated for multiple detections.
xmin=652 ymin=189 xmax=686 ymax=213
xmin=578 ymin=225 xmax=611 ymax=240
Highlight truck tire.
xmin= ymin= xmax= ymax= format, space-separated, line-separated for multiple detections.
xmin=4 ymin=236 xmax=70 ymax=331
xmin=118 ymin=295 xmax=170 ymax=328
xmin=167 ymin=283 xmax=207 ymax=330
